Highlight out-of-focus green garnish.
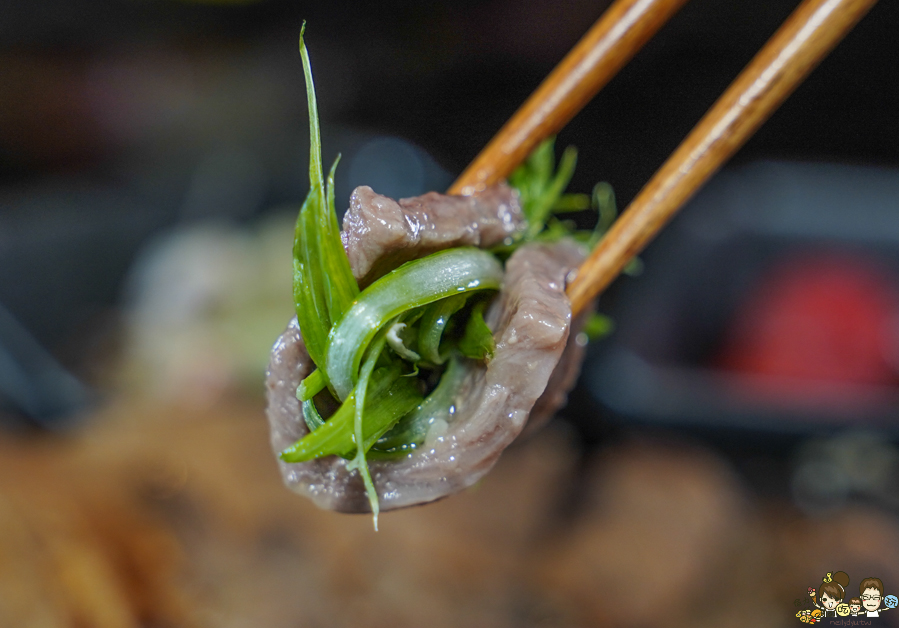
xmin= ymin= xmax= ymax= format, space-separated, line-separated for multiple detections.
xmin=583 ymin=312 xmax=615 ymax=340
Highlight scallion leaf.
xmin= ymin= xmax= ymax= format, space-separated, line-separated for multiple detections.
xmin=293 ymin=26 xmax=359 ymax=372
xmin=279 ymin=364 xmax=422 ymax=463
xmin=458 ymin=299 xmax=495 ymax=360
xmin=347 ymin=331 xmax=388 ymax=527
xmin=325 ymin=247 xmax=503 ymax=401
xmin=372 ymin=357 xmax=467 ymax=455
xmin=417 ymin=293 xmax=468 ymax=365
xmin=302 ymin=397 xmax=326 ymax=432
xmin=296 ymin=368 xmax=326 ymax=402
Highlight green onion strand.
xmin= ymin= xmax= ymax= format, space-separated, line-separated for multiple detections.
xmin=302 ymin=397 xmax=326 ymax=432
xmin=458 ymin=299 xmax=496 ymax=360
xmin=296 ymin=368 xmax=326 ymax=402
xmin=279 ymin=364 xmax=421 ymax=463
xmin=372 ymin=357 xmax=467 ymax=456
xmin=293 ymin=28 xmax=359 ymax=371
xmin=325 ymin=247 xmax=503 ymax=401
xmin=418 ymin=293 xmax=468 ymax=365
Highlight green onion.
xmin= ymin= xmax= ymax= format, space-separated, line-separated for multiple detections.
xmin=346 ymin=332 xmax=387 ymax=527
xmin=372 ymin=357 xmax=467 ymax=455
xmin=296 ymin=368 xmax=326 ymax=402
xmin=458 ymin=299 xmax=495 ymax=360
xmin=386 ymin=322 xmax=421 ymax=363
xmin=325 ymin=247 xmax=503 ymax=401
xmin=302 ymin=397 xmax=326 ymax=432
xmin=583 ymin=312 xmax=615 ymax=340
xmin=417 ymin=293 xmax=468 ymax=365
xmin=279 ymin=364 xmax=422 ymax=463
xmin=293 ymin=25 xmax=359 ymax=371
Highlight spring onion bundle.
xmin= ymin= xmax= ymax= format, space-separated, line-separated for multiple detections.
xmin=275 ymin=28 xmax=615 ymax=527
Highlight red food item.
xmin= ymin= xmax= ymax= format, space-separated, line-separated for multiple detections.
xmin=717 ymin=254 xmax=899 ymax=397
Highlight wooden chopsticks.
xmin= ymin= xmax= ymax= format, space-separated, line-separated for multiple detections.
xmin=450 ymin=0 xmax=879 ymax=316
xmin=567 ymin=0 xmax=879 ymax=315
xmin=447 ymin=0 xmax=689 ymax=196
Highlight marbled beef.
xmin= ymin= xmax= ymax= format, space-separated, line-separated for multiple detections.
xmin=341 ymin=184 xmax=525 ymax=287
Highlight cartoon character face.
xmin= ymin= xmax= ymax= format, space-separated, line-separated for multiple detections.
xmin=862 ymin=588 xmax=883 ymax=612
xmin=850 ymin=604 xmax=861 ymax=613
xmin=820 ymin=592 xmax=838 ymax=609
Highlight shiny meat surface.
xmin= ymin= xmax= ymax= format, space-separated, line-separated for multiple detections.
xmin=525 ymin=307 xmax=592 ymax=437
xmin=341 ymin=183 xmax=525 ymax=287
xmin=266 ymin=238 xmax=586 ymax=512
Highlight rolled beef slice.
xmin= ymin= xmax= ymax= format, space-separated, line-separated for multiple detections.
xmin=266 ymin=186 xmax=586 ymax=512
xmin=341 ymin=183 xmax=525 ymax=287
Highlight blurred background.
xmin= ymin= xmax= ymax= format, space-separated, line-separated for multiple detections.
xmin=1 ymin=0 xmax=898 ymax=625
